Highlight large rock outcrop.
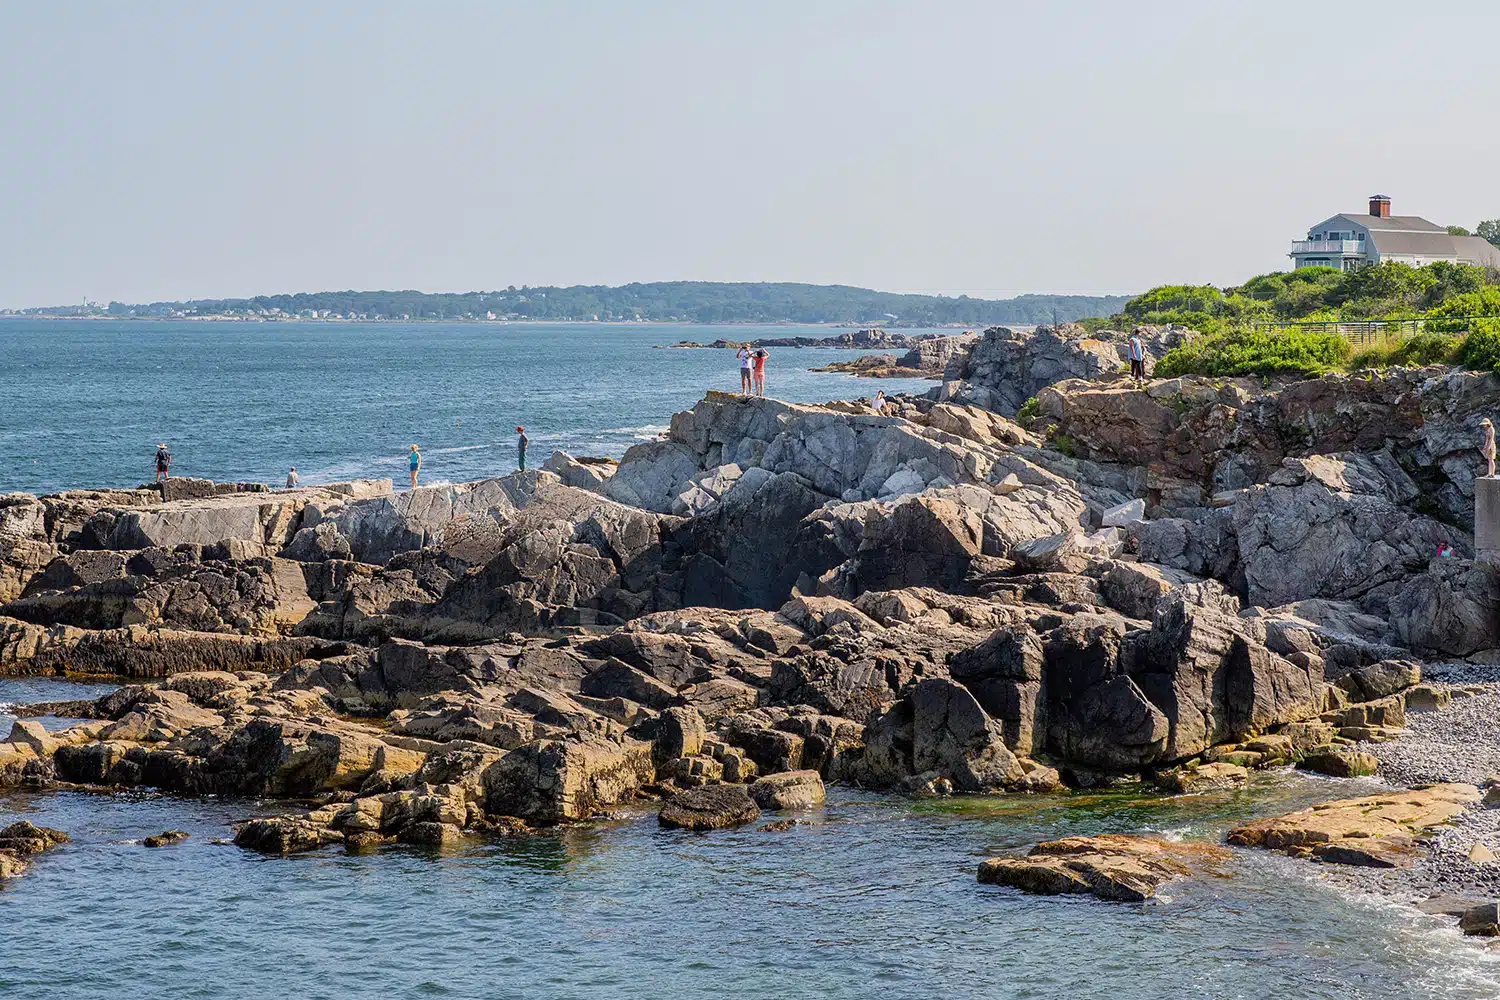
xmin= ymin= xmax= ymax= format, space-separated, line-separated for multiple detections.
xmin=605 ymin=392 xmax=1039 ymax=514
xmin=950 ymin=326 xmax=1128 ymax=417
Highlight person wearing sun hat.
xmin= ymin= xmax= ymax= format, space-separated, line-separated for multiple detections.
xmin=154 ymin=443 xmax=171 ymax=482
xmin=517 ymin=426 xmax=529 ymax=472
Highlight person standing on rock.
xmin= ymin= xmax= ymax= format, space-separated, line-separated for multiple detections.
xmin=737 ymin=344 xmax=753 ymax=393
xmin=1128 ymin=333 xmax=1146 ymax=383
xmin=154 ymin=443 xmax=171 ymax=482
xmin=753 ymin=348 xmax=769 ymax=397
xmin=517 ymin=426 xmax=529 ymax=471
xmin=1482 ymin=418 xmax=1496 ymax=478
xmin=285 ymin=467 xmax=299 ymax=489
xmin=408 ymin=444 xmax=422 ymax=489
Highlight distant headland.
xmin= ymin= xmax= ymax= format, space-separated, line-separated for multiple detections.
xmin=1 ymin=281 xmax=1130 ymax=328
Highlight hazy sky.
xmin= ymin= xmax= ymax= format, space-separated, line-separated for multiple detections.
xmin=3 ymin=1 xmax=1498 ymax=307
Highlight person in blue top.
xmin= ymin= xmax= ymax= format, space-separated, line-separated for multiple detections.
xmin=1127 ymin=333 xmax=1146 ymax=383
xmin=408 ymin=444 xmax=422 ymax=489
xmin=517 ymin=426 xmax=529 ymax=471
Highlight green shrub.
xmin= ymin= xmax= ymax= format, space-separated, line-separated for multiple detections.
xmin=1015 ymin=397 xmax=1040 ymax=427
xmin=1457 ymin=324 xmax=1500 ymax=372
xmin=1427 ymin=288 xmax=1500 ymax=333
xmin=1153 ymin=329 xmax=1351 ymax=379
xmin=1049 ymin=432 xmax=1077 ymax=457
xmin=1123 ymin=284 xmax=1222 ymax=320
xmin=1389 ymin=333 xmax=1462 ymax=366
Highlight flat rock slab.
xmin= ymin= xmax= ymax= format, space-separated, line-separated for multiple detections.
xmin=658 ymin=784 xmax=761 ymax=831
xmin=978 ymin=834 xmax=1223 ymax=903
xmin=1227 ymin=782 xmax=1480 ymax=868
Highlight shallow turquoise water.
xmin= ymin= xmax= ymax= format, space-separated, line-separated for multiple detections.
xmin=0 ymin=319 xmax=936 ymax=495
xmin=0 ymin=684 xmax=1496 ymax=1000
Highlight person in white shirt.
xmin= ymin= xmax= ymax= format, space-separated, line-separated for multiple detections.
xmin=872 ymin=390 xmax=888 ymax=415
xmin=737 ymin=345 xmax=753 ymax=393
xmin=285 ymin=467 xmax=299 ymax=489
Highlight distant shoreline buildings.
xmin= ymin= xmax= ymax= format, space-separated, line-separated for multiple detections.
xmin=0 ymin=283 xmax=1130 ymax=327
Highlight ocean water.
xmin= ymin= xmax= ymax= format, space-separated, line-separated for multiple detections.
xmin=0 ymin=319 xmax=937 ymax=495
xmin=4 ymin=327 xmax=1498 ymax=997
xmin=0 ymin=677 xmax=1495 ymax=1000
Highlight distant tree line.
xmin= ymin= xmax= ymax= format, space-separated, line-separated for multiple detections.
xmin=18 ymin=282 xmax=1131 ymax=326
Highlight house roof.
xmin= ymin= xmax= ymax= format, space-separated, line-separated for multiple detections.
xmin=1368 ymin=231 xmax=1500 ymax=265
xmin=1328 ymin=214 xmax=1447 ymax=233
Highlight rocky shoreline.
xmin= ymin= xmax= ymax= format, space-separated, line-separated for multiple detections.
xmin=2 ymin=322 xmax=1498 ymax=939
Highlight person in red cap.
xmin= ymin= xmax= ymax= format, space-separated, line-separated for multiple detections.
xmin=517 ymin=426 xmax=529 ymax=471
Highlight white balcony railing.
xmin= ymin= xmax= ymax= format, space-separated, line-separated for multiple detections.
xmin=1290 ymin=240 xmax=1364 ymax=255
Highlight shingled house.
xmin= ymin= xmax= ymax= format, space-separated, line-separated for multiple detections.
xmin=1289 ymin=195 xmax=1500 ymax=271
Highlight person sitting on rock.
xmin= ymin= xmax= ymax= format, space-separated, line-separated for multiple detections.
xmin=154 ymin=443 xmax=171 ymax=482
xmin=872 ymin=390 xmax=888 ymax=415
xmin=285 ymin=467 xmax=299 ymax=489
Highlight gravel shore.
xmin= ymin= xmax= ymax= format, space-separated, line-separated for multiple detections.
xmin=1343 ymin=681 xmax=1500 ymax=901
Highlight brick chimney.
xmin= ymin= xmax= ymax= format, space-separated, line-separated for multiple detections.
xmin=1369 ymin=194 xmax=1391 ymax=218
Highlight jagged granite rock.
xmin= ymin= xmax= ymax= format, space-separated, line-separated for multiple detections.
xmin=5 ymin=550 xmax=321 ymax=636
xmin=1124 ymin=596 xmax=1324 ymax=760
xmin=541 ymin=452 xmax=616 ymax=490
xmin=952 ymin=326 xmax=1128 ymax=417
xmin=1097 ymin=560 xmax=1239 ymax=621
xmin=1134 ymin=511 xmax=1240 ymax=584
xmin=605 ymin=392 xmax=1048 ymax=514
xmin=483 ymin=735 xmax=653 ymax=823
xmin=1387 ymin=558 xmax=1500 ymax=657
xmin=284 ymin=473 xmax=562 ymax=566
xmin=1232 ymin=457 xmax=1462 ymax=608
xmin=856 ymin=678 xmax=1023 ymax=792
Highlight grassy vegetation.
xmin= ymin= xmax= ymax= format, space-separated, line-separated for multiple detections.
xmin=1347 ymin=333 xmax=1463 ymax=371
xmin=1108 ymin=260 xmax=1500 ymax=379
xmin=1153 ymin=329 xmax=1351 ymax=378
xmin=1117 ymin=261 xmax=1499 ymax=333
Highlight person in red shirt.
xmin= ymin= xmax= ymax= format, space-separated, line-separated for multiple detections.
xmin=752 ymin=348 xmax=769 ymax=396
